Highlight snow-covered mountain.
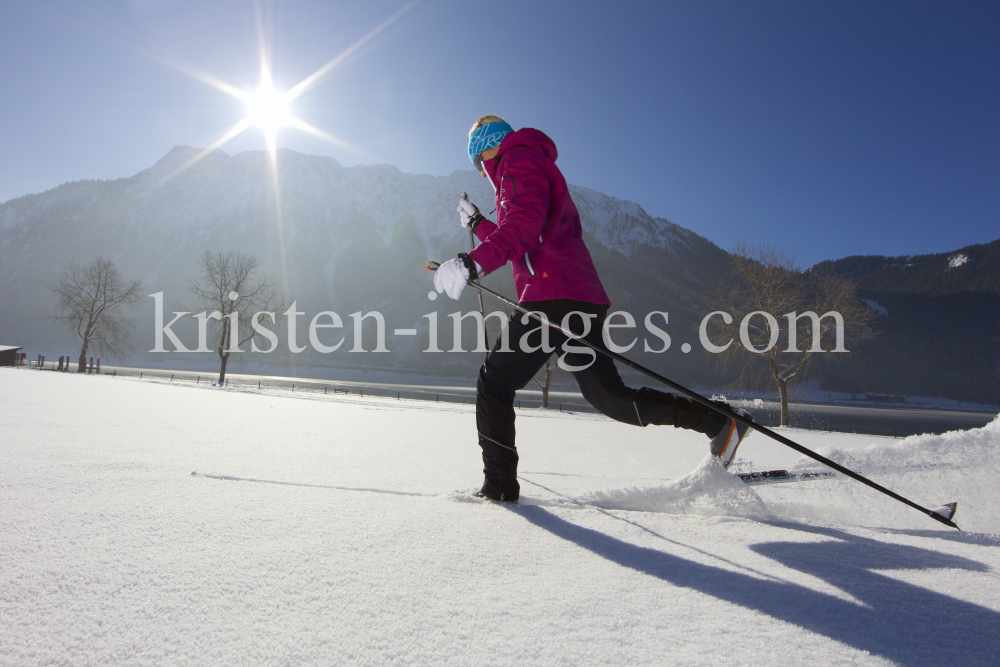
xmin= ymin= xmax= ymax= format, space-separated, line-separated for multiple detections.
xmin=2 ymin=146 xmax=997 ymax=404
xmin=0 ymin=146 xmax=728 ymax=383
xmin=813 ymin=240 xmax=1000 ymax=404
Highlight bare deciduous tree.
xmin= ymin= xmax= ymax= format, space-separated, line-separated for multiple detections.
xmin=708 ymin=242 xmax=876 ymax=425
xmin=47 ymin=257 xmax=143 ymax=372
xmin=537 ymin=353 xmax=560 ymax=408
xmin=189 ymin=250 xmax=283 ymax=385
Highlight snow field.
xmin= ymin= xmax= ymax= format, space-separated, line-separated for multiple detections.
xmin=2 ymin=369 xmax=999 ymax=666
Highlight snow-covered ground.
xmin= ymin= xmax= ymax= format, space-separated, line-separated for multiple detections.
xmin=2 ymin=368 xmax=999 ymax=666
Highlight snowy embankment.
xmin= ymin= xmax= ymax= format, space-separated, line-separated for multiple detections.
xmin=2 ymin=369 xmax=999 ymax=666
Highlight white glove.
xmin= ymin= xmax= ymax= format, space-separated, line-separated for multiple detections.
xmin=457 ymin=198 xmax=485 ymax=230
xmin=458 ymin=199 xmax=476 ymax=227
xmin=433 ymin=257 xmax=470 ymax=300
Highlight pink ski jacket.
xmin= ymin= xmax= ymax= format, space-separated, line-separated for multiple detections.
xmin=469 ymin=128 xmax=610 ymax=306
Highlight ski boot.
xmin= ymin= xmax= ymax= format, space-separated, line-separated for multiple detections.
xmin=710 ymin=408 xmax=754 ymax=468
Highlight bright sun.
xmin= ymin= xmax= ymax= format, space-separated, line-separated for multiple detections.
xmin=244 ymin=84 xmax=293 ymax=135
xmin=151 ymin=0 xmax=422 ymax=309
xmin=156 ymin=0 xmax=421 ymax=174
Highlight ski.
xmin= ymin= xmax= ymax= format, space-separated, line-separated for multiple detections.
xmin=737 ymin=469 xmax=837 ymax=486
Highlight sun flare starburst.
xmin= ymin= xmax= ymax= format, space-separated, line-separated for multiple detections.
xmin=244 ymin=84 xmax=294 ymax=137
xmin=157 ymin=0 xmax=420 ymax=175
xmin=145 ymin=0 xmax=421 ymax=310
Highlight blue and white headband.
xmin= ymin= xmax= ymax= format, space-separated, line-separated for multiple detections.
xmin=468 ymin=121 xmax=513 ymax=170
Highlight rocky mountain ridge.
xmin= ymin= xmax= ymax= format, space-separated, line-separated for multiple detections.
xmin=0 ymin=146 xmax=729 ymax=386
xmin=1 ymin=146 xmax=996 ymax=403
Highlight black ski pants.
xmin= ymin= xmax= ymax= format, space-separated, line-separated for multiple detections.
xmin=475 ymin=299 xmax=727 ymax=500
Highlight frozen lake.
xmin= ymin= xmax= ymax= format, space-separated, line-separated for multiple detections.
xmin=101 ymin=363 xmax=997 ymax=438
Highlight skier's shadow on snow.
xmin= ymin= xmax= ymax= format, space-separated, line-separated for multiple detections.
xmin=513 ymin=506 xmax=998 ymax=666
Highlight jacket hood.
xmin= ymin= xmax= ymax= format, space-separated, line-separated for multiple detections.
xmin=497 ymin=128 xmax=558 ymax=163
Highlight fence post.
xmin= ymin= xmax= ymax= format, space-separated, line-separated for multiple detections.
xmin=171 ymin=374 xmax=173 ymax=381
xmin=96 ymin=358 xmax=100 ymax=374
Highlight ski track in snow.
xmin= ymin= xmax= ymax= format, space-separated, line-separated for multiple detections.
xmin=2 ymin=368 xmax=1000 ymax=666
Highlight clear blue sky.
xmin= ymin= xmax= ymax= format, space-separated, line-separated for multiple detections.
xmin=1 ymin=0 xmax=997 ymax=266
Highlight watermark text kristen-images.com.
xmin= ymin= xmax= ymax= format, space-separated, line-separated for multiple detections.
xmin=149 ymin=292 xmax=850 ymax=371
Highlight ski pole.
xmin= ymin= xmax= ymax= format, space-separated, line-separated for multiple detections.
xmin=426 ymin=261 xmax=960 ymax=530
xmin=461 ymin=192 xmax=490 ymax=351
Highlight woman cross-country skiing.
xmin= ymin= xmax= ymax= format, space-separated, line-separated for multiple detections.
xmin=433 ymin=115 xmax=752 ymax=502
